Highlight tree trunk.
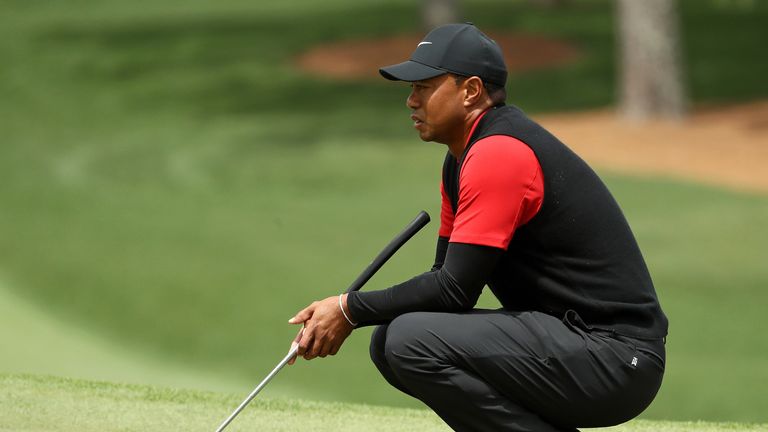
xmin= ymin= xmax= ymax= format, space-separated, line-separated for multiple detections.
xmin=422 ymin=0 xmax=460 ymax=30
xmin=617 ymin=0 xmax=687 ymax=121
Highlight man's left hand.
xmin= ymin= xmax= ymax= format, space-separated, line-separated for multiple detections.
xmin=288 ymin=294 xmax=355 ymax=362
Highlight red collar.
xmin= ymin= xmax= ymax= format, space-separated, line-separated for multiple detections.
xmin=465 ymin=109 xmax=489 ymax=147
xmin=457 ymin=109 xmax=490 ymax=161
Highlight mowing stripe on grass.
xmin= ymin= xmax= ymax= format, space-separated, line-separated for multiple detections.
xmin=0 ymin=274 xmax=241 ymax=393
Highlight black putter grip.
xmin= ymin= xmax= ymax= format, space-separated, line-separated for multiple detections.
xmin=344 ymin=210 xmax=430 ymax=294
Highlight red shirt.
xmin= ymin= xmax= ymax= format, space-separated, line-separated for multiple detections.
xmin=439 ymin=113 xmax=544 ymax=250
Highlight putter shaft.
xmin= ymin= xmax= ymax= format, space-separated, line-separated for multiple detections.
xmin=215 ymin=345 xmax=299 ymax=432
xmin=213 ymin=211 xmax=430 ymax=431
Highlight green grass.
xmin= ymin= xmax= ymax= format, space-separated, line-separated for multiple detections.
xmin=2 ymin=374 xmax=767 ymax=432
xmin=1 ymin=0 xmax=767 ymax=425
xmin=0 ymin=276 xmax=248 ymax=393
xmin=0 ymin=374 xmax=447 ymax=432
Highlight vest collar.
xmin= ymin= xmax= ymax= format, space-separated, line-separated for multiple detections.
xmin=459 ymin=103 xmax=506 ymax=163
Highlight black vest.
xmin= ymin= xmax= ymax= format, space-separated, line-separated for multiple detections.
xmin=443 ymin=104 xmax=668 ymax=339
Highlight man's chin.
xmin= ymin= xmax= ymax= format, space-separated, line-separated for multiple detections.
xmin=417 ymin=131 xmax=433 ymax=142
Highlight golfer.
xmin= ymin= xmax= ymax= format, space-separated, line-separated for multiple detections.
xmin=289 ymin=23 xmax=668 ymax=431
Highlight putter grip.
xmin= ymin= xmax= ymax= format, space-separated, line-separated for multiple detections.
xmin=344 ymin=210 xmax=430 ymax=294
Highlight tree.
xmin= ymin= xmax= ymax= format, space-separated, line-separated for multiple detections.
xmin=616 ymin=0 xmax=687 ymax=121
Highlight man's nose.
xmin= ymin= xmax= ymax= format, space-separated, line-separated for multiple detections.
xmin=406 ymin=90 xmax=419 ymax=110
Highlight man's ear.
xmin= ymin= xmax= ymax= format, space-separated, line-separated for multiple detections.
xmin=462 ymin=76 xmax=486 ymax=107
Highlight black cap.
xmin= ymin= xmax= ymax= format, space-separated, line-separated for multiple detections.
xmin=379 ymin=23 xmax=507 ymax=87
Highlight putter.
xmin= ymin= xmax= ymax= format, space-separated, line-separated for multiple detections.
xmin=214 ymin=210 xmax=431 ymax=432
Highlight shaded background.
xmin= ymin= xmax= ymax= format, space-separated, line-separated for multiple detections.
xmin=1 ymin=0 xmax=766 ymax=424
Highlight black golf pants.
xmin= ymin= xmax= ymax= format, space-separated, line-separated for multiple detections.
xmin=370 ymin=310 xmax=665 ymax=432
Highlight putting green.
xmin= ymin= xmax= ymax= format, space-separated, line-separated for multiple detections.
xmin=2 ymin=374 xmax=766 ymax=432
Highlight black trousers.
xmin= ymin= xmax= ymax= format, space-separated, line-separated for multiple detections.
xmin=370 ymin=310 xmax=665 ymax=432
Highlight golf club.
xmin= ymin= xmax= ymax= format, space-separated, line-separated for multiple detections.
xmin=214 ymin=210 xmax=431 ymax=432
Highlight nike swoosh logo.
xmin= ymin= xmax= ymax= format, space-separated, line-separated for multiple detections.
xmin=417 ymin=41 xmax=433 ymax=47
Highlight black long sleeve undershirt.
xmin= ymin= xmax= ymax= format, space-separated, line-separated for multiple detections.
xmin=347 ymin=240 xmax=503 ymax=327
xmin=431 ymin=236 xmax=450 ymax=271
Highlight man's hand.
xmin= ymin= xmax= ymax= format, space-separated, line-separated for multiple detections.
xmin=287 ymin=294 xmax=355 ymax=364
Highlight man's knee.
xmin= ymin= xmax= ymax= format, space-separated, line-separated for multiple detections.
xmin=383 ymin=312 xmax=443 ymax=372
xmin=369 ymin=324 xmax=389 ymax=371
xmin=369 ymin=323 xmax=418 ymax=397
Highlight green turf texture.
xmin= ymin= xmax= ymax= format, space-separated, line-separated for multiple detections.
xmin=0 ymin=276 xmax=245 ymax=393
xmin=1 ymin=0 xmax=767 ymax=425
xmin=2 ymin=374 xmax=767 ymax=432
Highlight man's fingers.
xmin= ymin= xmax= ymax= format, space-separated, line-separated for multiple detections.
xmin=298 ymin=325 xmax=314 ymax=357
xmin=288 ymin=305 xmax=314 ymax=324
xmin=318 ymin=339 xmax=335 ymax=358
xmin=305 ymin=329 xmax=325 ymax=360
xmin=289 ymin=302 xmax=320 ymax=324
xmin=330 ymin=342 xmax=342 ymax=357
xmin=287 ymin=328 xmax=304 ymax=366
xmin=304 ymin=341 xmax=319 ymax=360
xmin=287 ymin=341 xmax=299 ymax=365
